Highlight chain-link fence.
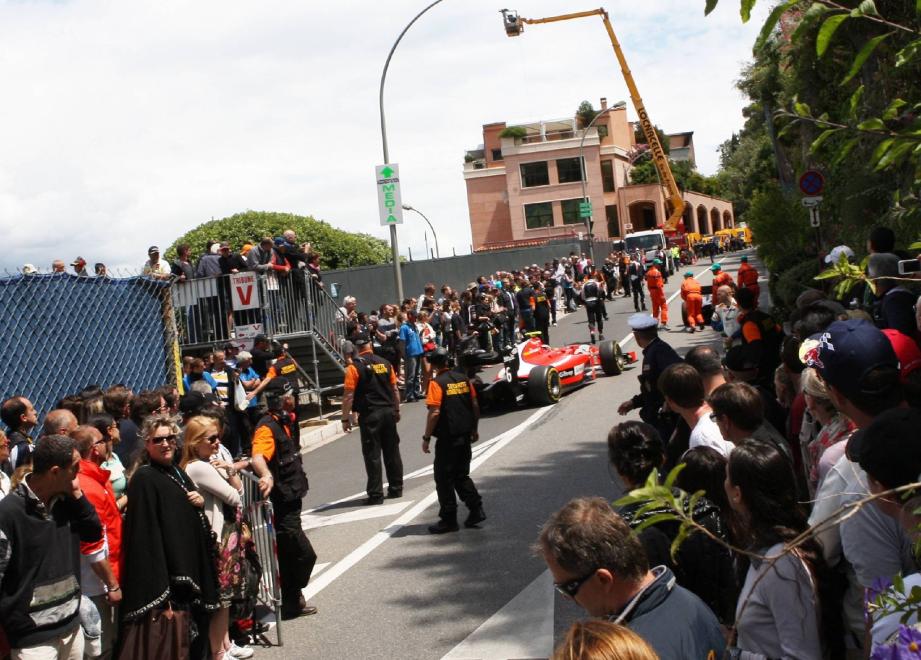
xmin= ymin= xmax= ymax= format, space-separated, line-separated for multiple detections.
xmin=0 ymin=270 xmax=180 ymax=422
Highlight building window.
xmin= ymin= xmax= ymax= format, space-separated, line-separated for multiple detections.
xmin=556 ymin=157 xmax=584 ymax=184
xmin=597 ymin=125 xmax=609 ymax=138
xmin=601 ymin=160 xmax=616 ymax=193
xmin=520 ymin=161 xmax=550 ymax=188
xmin=561 ymin=199 xmax=584 ymax=225
xmin=606 ymin=205 xmax=620 ymax=237
xmin=491 ymin=149 xmax=503 ymax=161
xmin=524 ymin=202 xmax=554 ymax=229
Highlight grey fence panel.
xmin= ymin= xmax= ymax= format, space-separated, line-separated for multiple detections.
xmin=324 ymin=238 xmax=617 ymax=311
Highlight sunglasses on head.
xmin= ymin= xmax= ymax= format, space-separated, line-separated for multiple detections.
xmin=554 ymin=570 xmax=596 ymax=599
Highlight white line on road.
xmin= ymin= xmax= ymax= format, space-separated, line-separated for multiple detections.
xmin=301 ymin=501 xmax=414 ymax=530
xmin=302 ymin=405 xmax=556 ymax=600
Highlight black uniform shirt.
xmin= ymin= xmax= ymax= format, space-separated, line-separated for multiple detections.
xmin=631 ymin=337 xmax=682 ymax=422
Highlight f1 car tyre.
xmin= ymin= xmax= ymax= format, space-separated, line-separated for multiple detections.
xmin=527 ymin=365 xmax=561 ymax=406
xmin=599 ymin=339 xmax=625 ymax=376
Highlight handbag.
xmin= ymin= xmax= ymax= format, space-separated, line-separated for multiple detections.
xmin=117 ymin=605 xmax=189 ymax=660
xmin=218 ymin=507 xmax=262 ymax=615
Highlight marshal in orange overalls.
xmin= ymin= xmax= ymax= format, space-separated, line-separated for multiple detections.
xmin=680 ymin=274 xmax=704 ymax=330
xmin=712 ymin=269 xmax=733 ymax=292
xmin=645 ymin=264 xmax=668 ymax=325
xmin=737 ymin=260 xmax=760 ymax=302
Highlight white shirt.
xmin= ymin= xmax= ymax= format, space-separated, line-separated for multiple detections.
xmin=0 ymin=471 xmax=9 ymax=498
xmin=688 ymin=414 xmax=734 ymax=457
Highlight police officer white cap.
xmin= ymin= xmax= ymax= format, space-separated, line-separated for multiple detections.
xmin=628 ymin=313 xmax=658 ymax=331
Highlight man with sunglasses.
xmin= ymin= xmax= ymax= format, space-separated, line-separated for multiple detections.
xmin=537 ymin=497 xmax=725 ymax=660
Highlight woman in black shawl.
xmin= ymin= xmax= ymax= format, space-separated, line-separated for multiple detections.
xmin=119 ymin=414 xmax=220 ymax=659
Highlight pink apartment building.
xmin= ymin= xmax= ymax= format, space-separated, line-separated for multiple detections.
xmin=463 ymin=98 xmax=735 ymax=251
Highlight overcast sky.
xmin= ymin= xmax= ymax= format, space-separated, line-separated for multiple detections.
xmin=0 ymin=0 xmax=770 ymax=273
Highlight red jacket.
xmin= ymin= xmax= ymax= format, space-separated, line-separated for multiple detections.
xmin=78 ymin=459 xmax=122 ymax=581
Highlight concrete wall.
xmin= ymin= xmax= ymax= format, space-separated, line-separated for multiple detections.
xmin=323 ymin=238 xmax=596 ymax=312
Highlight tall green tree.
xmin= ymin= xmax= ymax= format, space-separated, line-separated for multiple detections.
xmin=166 ymin=210 xmax=391 ymax=269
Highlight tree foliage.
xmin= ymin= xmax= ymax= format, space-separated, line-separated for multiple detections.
xmin=166 ymin=210 xmax=391 ymax=270
xmin=633 ymin=123 xmax=670 ymax=154
xmin=629 ymin=157 xmax=721 ymax=196
xmin=576 ymin=100 xmax=600 ymax=129
xmin=706 ymin=0 xmax=921 ymax=272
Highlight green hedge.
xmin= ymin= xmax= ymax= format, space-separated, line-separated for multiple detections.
xmin=770 ymin=258 xmax=823 ymax=316
xmin=166 ymin=210 xmax=391 ymax=270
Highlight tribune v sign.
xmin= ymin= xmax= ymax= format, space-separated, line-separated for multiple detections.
xmin=230 ymin=272 xmax=260 ymax=311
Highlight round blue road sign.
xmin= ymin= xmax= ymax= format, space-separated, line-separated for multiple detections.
xmin=799 ymin=170 xmax=825 ymax=196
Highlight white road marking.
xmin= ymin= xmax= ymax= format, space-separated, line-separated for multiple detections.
xmin=301 ymin=501 xmax=414 ymax=530
xmin=302 ymin=405 xmax=556 ymax=600
xmin=311 ymin=562 xmax=331 ymax=577
xmin=442 ymin=570 xmax=554 ymax=660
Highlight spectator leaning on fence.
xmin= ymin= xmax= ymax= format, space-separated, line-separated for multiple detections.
xmin=141 ymin=245 xmax=171 ymax=280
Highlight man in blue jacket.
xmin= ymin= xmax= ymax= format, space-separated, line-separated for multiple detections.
xmin=537 ymin=497 xmax=725 ymax=660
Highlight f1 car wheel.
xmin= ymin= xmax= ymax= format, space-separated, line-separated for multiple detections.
xmin=599 ymin=339 xmax=625 ymax=376
xmin=527 ymin=365 xmax=561 ymax=406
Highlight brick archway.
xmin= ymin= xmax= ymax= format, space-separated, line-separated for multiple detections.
xmin=697 ymin=205 xmax=709 ymax=235
xmin=711 ymin=208 xmax=721 ymax=232
xmin=723 ymin=210 xmax=733 ymax=228
xmin=628 ymin=201 xmax=659 ymax=230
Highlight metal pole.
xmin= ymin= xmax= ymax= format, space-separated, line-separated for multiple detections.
xmin=578 ymin=101 xmax=626 ymax=265
xmin=380 ymin=0 xmax=447 ymax=303
xmin=402 ymin=204 xmax=441 ymax=258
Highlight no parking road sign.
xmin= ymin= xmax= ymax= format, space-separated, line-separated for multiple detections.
xmin=799 ymin=170 xmax=825 ymax=196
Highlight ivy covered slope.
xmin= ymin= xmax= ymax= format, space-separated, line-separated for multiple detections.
xmin=166 ymin=210 xmax=391 ymax=270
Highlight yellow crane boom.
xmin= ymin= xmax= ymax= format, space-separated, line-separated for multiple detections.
xmin=503 ymin=8 xmax=685 ymax=232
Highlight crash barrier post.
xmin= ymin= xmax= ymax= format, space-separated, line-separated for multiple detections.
xmin=240 ymin=470 xmax=284 ymax=646
xmin=0 ymin=270 xmax=179 ymax=423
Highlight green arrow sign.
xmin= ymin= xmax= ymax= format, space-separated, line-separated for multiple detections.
xmin=375 ymin=163 xmax=403 ymax=226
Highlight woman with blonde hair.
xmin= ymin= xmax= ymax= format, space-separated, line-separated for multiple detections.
xmin=553 ymin=621 xmax=658 ymax=660
xmin=180 ymin=416 xmax=251 ymax=660
xmin=801 ymin=367 xmax=855 ymax=494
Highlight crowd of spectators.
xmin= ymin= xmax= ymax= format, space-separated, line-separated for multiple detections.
xmin=538 ymin=225 xmax=921 ymax=659
xmin=3 ymin=223 xmax=919 ymax=659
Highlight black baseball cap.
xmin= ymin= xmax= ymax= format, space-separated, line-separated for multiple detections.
xmin=723 ymin=344 xmax=760 ymax=372
xmin=853 ymin=408 xmax=921 ymax=490
xmin=179 ymin=391 xmax=207 ymax=415
xmin=265 ymin=379 xmax=293 ymax=398
xmin=353 ymin=331 xmax=372 ymax=347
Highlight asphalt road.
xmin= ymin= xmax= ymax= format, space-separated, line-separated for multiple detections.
xmin=258 ymin=249 xmax=761 ymax=660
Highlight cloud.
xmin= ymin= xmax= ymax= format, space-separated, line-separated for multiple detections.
xmin=0 ymin=0 xmax=769 ymax=272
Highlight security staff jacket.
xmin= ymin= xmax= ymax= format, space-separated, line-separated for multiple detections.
xmin=581 ymin=280 xmax=601 ymax=306
xmin=426 ymin=369 xmax=477 ymax=439
xmin=343 ymin=353 xmax=397 ymax=416
xmin=266 ymin=355 xmax=300 ymax=394
xmin=631 ymin=337 xmax=682 ymax=424
xmin=252 ymin=412 xmax=309 ymax=504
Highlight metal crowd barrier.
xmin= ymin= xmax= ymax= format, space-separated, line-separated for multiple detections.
xmin=240 ymin=470 xmax=283 ymax=646
xmin=172 ymin=270 xmax=347 ymax=358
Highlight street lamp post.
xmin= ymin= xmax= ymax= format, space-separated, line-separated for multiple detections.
xmin=380 ymin=0 xmax=447 ymax=302
xmin=578 ymin=101 xmax=626 ymax=264
xmin=402 ymin=204 xmax=440 ymax=259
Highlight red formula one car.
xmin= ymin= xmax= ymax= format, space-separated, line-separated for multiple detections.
xmin=467 ymin=335 xmax=636 ymax=409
